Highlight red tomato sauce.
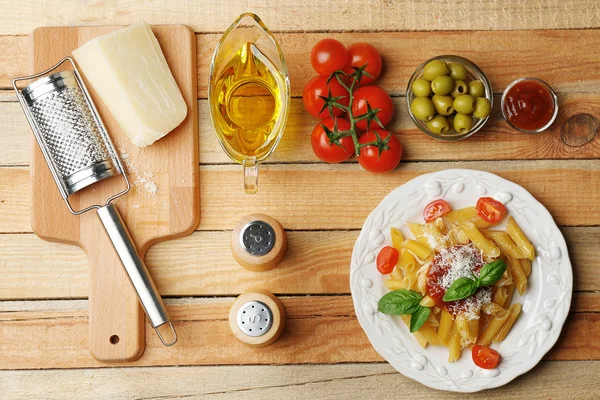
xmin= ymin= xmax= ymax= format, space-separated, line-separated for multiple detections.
xmin=425 ymin=245 xmax=485 ymax=314
xmin=503 ymin=80 xmax=556 ymax=131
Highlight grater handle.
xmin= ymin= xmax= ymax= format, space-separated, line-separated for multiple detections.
xmin=97 ymin=203 xmax=177 ymax=346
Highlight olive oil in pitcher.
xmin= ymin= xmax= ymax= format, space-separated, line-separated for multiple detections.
xmin=210 ymin=41 xmax=286 ymax=161
xmin=209 ymin=13 xmax=290 ymax=194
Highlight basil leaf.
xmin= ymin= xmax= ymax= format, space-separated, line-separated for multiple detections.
xmin=410 ymin=306 xmax=431 ymax=333
xmin=478 ymin=260 xmax=507 ymax=287
xmin=378 ymin=289 xmax=422 ymax=315
xmin=442 ymin=277 xmax=478 ymax=302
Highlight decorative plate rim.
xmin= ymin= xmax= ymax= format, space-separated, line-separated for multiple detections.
xmin=350 ymin=169 xmax=573 ymax=393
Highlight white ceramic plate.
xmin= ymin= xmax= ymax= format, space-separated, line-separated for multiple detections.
xmin=350 ymin=169 xmax=572 ymax=393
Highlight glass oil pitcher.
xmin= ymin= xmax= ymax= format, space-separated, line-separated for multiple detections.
xmin=208 ymin=13 xmax=290 ymax=194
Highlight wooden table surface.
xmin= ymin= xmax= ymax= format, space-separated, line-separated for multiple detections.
xmin=1 ymin=1 xmax=600 ymax=399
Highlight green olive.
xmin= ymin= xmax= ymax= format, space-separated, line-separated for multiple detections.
xmin=448 ymin=62 xmax=468 ymax=81
xmin=412 ymin=78 xmax=431 ymax=97
xmin=453 ymin=113 xmax=473 ymax=134
xmin=423 ymin=60 xmax=449 ymax=81
xmin=426 ymin=114 xmax=450 ymax=134
xmin=432 ymin=95 xmax=455 ymax=116
xmin=453 ymin=94 xmax=475 ymax=114
xmin=431 ymin=76 xmax=455 ymax=95
xmin=469 ymin=80 xmax=485 ymax=98
xmin=410 ymin=96 xmax=435 ymax=121
xmin=451 ymin=80 xmax=469 ymax=98
xmin=473 ymin=97 xmax=491 ymax=119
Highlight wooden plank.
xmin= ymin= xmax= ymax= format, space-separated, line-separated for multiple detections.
xmin=0 ymin=297 xmax=597 ymax=369
xmin=3 ymin=94 xmax=599 ymax=167
xmin=1 ymin=361 xmax=599 ymax=400
xmin=1 ymin=1 xmax=600 ymax=35
xmin=5 ymin=29 xmax=600 ymax=95
xmin=2 ymin=161 xmax=599 ymax=233
xmin=0 ymin=227 xmax=597 ymax=299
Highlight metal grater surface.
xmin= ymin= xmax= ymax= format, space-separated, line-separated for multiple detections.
xmin=30 ymin=85 xmax=110 ymax=179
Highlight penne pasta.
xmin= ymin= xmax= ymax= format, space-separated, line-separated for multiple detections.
xmin=420 ymin=295 xmax=436 ymax=308
xmin=507 ymin=216 xmax=536 ymax=260
xmin=416 ymin=264 xmax=429 ymax=295
xmin=455 ymin=315 xmax=472 ymax=346
xmin=407 ymin=222 xmax=429 ymax=246
xmin=482 ymin=302 xmax=505 ymax=316
xmin=481 ymin=229 xmax=526 ymax=259
xmin=384 ymin=279 xmax=406 ymax=290
xmin=449 ymin=224 xmax=469 ymax=245
xmin=468 ymin=318 xmax=480 ymax=344
xmin=492 ymin=286 xmax=509 ymax=307
xmin=520 ymin=258 xmax=532 ymax=277
xmin=438 ymin=310 xmax=453 ymax=346
xmin=448 ymin=322 xmax=461 ymax=363
xmin=508 ymin=256 xmax=527 ymax=295
xmin=444 ymin=207 xmax=494 ymax=228
xmin=493 ymin=304 xmax=522 ymax=343
xmin=401 ymin=315 xmax=428 ymax=348
xmin=403 ymin=271 xmax=418 ymax=292
xmin=400 ymin=239 xmax=432 ymax=261
xmin=478 ymin=310 xmax=510 ymax=346
xmin=390 ymin=266 xmax=403 ymax=281
xmin=434 ymin=217 xmax=448 ymax=234
xmin=503 ymin=284 xmax=516 ymax=309
xmin=444 ymin=207 xmax=479 ymax=223
xmin=390 ymin=227 xmax=404 ymax=252
xmin=426 ymin=310 xmax=440 ymax=327
xmin=459 ymin=220 xmax=501 ymax=258
xmin=399 ymin=248 xmax=417 ymax=273
xmin=419 ymin=322 xmax=441 ymax=346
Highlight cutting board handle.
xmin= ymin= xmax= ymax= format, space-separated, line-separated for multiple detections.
xmin=97 ymin=203 xmax=176 ymax=345
xmin=83 ymin=210 xmax=145 ymax=362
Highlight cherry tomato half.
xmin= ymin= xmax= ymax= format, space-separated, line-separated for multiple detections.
xmin=311 ymin=38 xmax=350 ymax=77
xmin=303 ymin=75 xmax=349 ymax=119
xmin=423 ymin=199 xmax=451 ymax=223
xmin=311 ymin=118 xmax=354 ymax=163
xmin=476 ymin=197 xmax=508 ymax=224
xmin=358 ymin=130 xmax=402 ymax=173
xmin=352 ymin=85 xmax=394 ymax=131
xmin=345 ymin=42 xmax=382 ymax=86
xmin=472 ymin=345 xmax=501 ymax=369
xmin=377 ymin=246 xmax=399 ymax=274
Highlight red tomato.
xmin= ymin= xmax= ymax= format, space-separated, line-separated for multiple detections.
xmin=476 ymin=197 xmax=508 ymax=224
xmin=377 ymin=246 xmax=399 ymax=274
xmin=345 ymin=42 xmax=383 ymax=86
xmin=311 ymin=38 xmax=350 ymax=77
xmin=358 ymin=130 xmax=402 ymax=173
xmin=311 ymin=118 xmax=354 ymax=163
xmin=423 ymin=200 xmax=451 ymax=223
xmin=472 ymin=345 xmax=501 ymax=369
xmin=303 ymin=75 xmax=349 ymax=119
xmin=352 ymin=85 xmax=394 ymax=131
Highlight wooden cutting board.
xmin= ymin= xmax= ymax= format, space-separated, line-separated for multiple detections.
xmin=29 ymin=25 xmax=199 ymax=362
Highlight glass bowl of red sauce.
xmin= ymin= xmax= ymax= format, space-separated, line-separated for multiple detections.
xmin=501 ymin=78 xmax=558 ymax=133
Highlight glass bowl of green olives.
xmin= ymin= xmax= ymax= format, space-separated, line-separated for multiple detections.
xmin=406 ymin=55 xmax=493 ymax=141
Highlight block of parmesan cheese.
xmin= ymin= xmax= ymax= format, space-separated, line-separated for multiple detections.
xmin=73 ymin=23 xmax=187 ymax=147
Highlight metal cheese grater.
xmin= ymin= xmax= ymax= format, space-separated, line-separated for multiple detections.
xmin=13 ymin=56 xmax=177 ymax=346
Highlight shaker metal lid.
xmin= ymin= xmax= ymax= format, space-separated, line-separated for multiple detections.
xmin=229 ymin=291 xmax=286 ymax=347
xmin=240 ymin=220 xmax=276 ymax=256
xmin=231 ymin=213 xmax=287 ymax=272
xmin=236 ymin=300 xmax=273 ymax=337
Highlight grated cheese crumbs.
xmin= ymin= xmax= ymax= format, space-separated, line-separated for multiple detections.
xmin=428 ymin=242 xmax=492 ymax=321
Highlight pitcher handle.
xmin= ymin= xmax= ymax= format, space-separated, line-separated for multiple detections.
xmin=243 ymin=158 xmax=259 ymax=194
